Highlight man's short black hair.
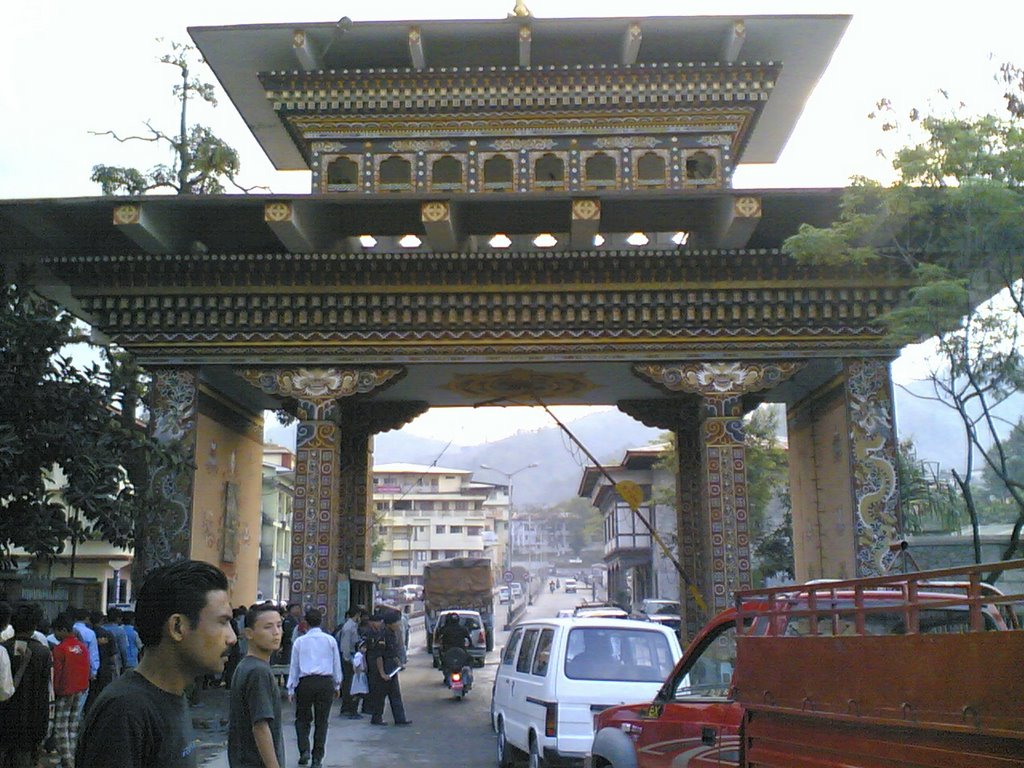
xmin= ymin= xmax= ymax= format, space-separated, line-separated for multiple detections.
xmin=107 ymin=606 xmax=122 ymax=622
xmin=305 ymin=608 xmax=323 ymax=627
xmin=11 ymin=602 xmax=40 ymax=634
xmin=52 ymin=612 xmax=75 ymax=633
xmin=90 ymin=610 xmax=105 ymax=626
xmin=286 ymin=602 xmax=301 ymax=612
xmin=245 ymin=601 xmax=282 ymax=629
xmin=135 ymin=560 xmax=229 ymax=648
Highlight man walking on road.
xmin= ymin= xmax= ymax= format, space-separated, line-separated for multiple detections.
xmin=287 ymin=608 xmax=341 ymax=768
xmin=335 ymin=606 xmax=364 ymax=718
xmin=228 ymin=602 xmax=285 ymax=768
xmin=365 ymin=612 xmax=411 ymax=727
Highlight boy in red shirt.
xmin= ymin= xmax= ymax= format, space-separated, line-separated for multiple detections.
xmin=52 ymin=612 xmax=90 ymax=768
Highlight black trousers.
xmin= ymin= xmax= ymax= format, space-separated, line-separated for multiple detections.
xmin=295 ymin=675 xmax=335 ymax=761
xmin=367 ymin=669 xmax=407 ymax=724
xmin=339 ymin=659 xmax=355 ymax=714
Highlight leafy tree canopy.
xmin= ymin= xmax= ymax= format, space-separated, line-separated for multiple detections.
xmin=0 ymin=274 xmax=185 ymax=568
xmin=90 ymin=40 xmax=256 ymax=195
xmin=782 ymin=72 xmax=1024 ymax=567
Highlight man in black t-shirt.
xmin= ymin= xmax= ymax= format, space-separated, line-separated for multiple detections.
xmin=229 ymin=602 xmax=285 ymax=768
xmin=76 ymin=561 xmax=238 ymax=768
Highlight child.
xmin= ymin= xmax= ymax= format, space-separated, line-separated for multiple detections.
xmin=348 ymin=640 xmax=369 ymax=719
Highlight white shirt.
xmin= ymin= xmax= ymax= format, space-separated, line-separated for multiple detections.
xmin=0 ymin=645 xmax=13 ymax=702
xmin=287 ymin=627 xmax=342 ymax=693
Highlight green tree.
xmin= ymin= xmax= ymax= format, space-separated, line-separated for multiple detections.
xmin=0 ymin=274 xmax=187 ymax=569
xmin=90 ymin=41 xmax=255 ymax=195
xmin=783 ymin=83 xmax=1024 ymax=571
xmin=979 ymin=417 xmax=1024 ymax=522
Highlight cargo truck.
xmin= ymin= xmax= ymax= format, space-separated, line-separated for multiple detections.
xmin=423 ymin=556 xmax=495 ymax=653
xmin=589 ymin=560 xmax=1024 ymax=768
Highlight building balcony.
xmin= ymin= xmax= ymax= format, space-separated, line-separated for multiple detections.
xmin=604 ymin=534 xmax=652 ymax=557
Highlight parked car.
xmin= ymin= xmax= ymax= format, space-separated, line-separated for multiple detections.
xmin=573 ymin=603 xmax=629 ymax=620
xmin=638 ymin=598 xmax=682 ymax=631
xmin=498 ymin=585 xmax=512 ymax=604
xmin=564 ymin=579 xmax=578 ymax=593
xmin=491 ymin=617 xmax=682 ymax=768
xmin=431 ymin=609 xmax=488 ymax=668
xmin=399 ymin=583 xmax=423 ymax=601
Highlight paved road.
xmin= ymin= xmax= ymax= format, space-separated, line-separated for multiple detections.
xmin=201 ymin=586 xmax=597 ymax=768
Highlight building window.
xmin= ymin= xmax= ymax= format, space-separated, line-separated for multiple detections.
xmin=431 ymin=155 xmax=463 ymax=190
xmin=636 ymin=151 xmax=667 ymax=187
xmin=445 ymin=550 xmax=459 ymax=558
xmin=467 ymin=526 xmax=482 ymax=536
xmin=379 ymin=155 xmax=413 ymax=190
xmin=326 ymin=156 xmax=359 ymax=189
xmin=533 ymin=153 xmax=565 ymax=189
xmin=449 ymin=526 xmax=463 ymax=534
xmin=415 ymin=551 xmax=429 ymax=561
xmin=436 ymin=525 xmax=446 ymax=534
xmin=584 ymin=152 xmax=617 ymax=188
xmin=431 ymin=550 xmax=441 ymax=559
xmin=482 ymin=154 xmax=514 ymax=190
xmin=685 ymin=150 xmax=717 ymax=181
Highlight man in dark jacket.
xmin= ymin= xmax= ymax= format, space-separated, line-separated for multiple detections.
xmin=0 ymin=602 xmax=52 ymax=768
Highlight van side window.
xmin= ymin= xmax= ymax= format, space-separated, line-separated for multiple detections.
xmin=502 ymin=628 xmax=524 ymax=666
xmin=516 ymin=629 xmax=539 ymax=673
xmin=531 ymin=629 xmax=554 ymax=677
xmin=672 ymin=624 xmax=736 ymax=699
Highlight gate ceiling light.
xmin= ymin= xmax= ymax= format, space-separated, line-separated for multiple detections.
xmin=359 ymin=234 xmax=377 ymax=248
xmin=626 ymin=232 xmax=649 ymax=246
xmin=593 ymin=234 xmax=605 ymax=246
xmin=672 ymin=231 xmax=690 ymax=245
xmin=489 ymin=234 xmax=512 ymax=248
xmin=399 ymin=234 xmax=422 ymax=248
xmin=533 ymin=233 xmax=557 ymax=248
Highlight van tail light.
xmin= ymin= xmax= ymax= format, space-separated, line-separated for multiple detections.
xmin=477 ymin=629 xmax=486 ymax=646
xmin=545 ymin=702 xmax=558 ymax=738
xmin=451 ymin=672 xmax=462 ymax=682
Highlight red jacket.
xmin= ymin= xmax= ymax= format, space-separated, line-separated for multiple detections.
xmin=52 ymin=636 xmax=90 ymax=696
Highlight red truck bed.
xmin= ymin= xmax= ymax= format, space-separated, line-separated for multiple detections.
xmin=734 ymin=561 xmax=1024 ymax=767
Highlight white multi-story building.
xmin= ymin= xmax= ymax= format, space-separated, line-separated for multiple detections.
xmin=259 ymin=444 xmax=294 ymax=604
xmin=372 ymin=463 xmax=505 ymax=586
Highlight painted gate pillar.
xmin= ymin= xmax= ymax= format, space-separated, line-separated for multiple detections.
xmin=787 ymin=358 xmax=902 ymax=580
xmin=137 ymin=367 xmax=199 ymax=582
xmin=242 ymin=368 xmax=424 ymax=626
xmin=635 ymin=362 xmax=804 ymax=613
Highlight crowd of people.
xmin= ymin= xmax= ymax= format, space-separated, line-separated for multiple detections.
xmin=0 ymin=562 xmax=415 ymax=768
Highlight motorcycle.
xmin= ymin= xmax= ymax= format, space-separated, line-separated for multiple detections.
xmin=442 ymin=647 xmax=474 ymax=701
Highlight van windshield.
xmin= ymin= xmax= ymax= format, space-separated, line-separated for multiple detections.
xmin=564 ymin=627 xmax=675 ymax=682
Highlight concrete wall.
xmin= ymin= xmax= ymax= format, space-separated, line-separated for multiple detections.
xmin=190 ymin=389 xmax=264 ymax=608
xmin=788 ymin=380 xmax=857 ymax=581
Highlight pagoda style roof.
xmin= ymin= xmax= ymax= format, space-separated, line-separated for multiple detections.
xmin=189 ymin=14 xmax=849 ymax=171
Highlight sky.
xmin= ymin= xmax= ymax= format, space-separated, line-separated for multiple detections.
xmin=3 ymin=0 xmax=1022 ymax=443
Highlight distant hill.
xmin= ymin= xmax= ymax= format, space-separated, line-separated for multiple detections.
xmin=265 ymin=411 xmax=661 ymax=506
xmin=264 ymin=382 xmax=1021 ymax=507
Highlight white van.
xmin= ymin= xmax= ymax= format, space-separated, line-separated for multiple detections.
xmin=491 ymin=617 xmax=681 ymax=767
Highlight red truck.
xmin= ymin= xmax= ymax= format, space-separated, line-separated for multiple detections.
xmin=589 ymin=560 xmax=1024 ymax=768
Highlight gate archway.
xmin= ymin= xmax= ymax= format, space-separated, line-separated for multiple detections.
xmin=0 ymin=12 xmax=906 ymax=629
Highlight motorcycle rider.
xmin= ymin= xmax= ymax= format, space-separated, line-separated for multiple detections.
xmin=437 ymin=613 xmax=472 ymax=689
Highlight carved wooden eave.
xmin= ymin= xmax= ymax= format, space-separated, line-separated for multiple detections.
xmin=189 ymin=14 xmax=850 ymax=172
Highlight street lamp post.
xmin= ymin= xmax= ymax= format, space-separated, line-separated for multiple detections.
xmin=480 ymin=462 xmax=538 ymax=572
